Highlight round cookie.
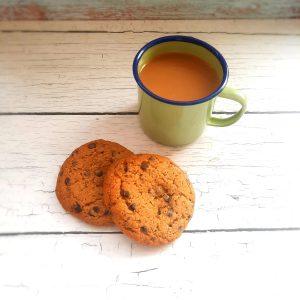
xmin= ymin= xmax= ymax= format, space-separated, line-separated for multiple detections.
xmin=103 ymin=154 xmax=195 ymax=246
xmin=56 ymin=140 xmax=133 ymax=226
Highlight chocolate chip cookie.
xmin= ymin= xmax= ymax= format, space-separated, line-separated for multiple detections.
xmin=55 ymin=139 xmax=133 ymax=226
xmin=103 ymin=154 xmax=195 ymax=245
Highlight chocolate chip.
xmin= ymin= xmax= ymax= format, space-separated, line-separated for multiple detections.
xmin=59 ymin=170 xmax=63 ymax=176
xmin=157 ymin=208 xmax=161 ymax=215
xmin=88 ymin=206 xmax=99 ymax=217
xmin=128 ymin=203 xmax=136 ymax=211
xmin=140 ymin=226 xmax=148 ymax=234
xmin=104 ymin=209 xmax=111 ymax=216
xmin=188 ymin=214 xmax=192 ymax=220
xmin=73 ymin=203 xmax=82 ymax=213
xmin=163 ymin=194 xmax=171 ymax=203
xmin=149 ymin=156 xmax=156 ymax=161
xmin=95 ymin=170 xmax=103 ymax=177
xmin=93 ymin=206 xmax=100 ymax=213
xmin=140 ymin=161 xmax=149 ymax=171
xmin=65 ymin=177 xmax=71 ymax=186
xmin=83 ymin=170 xmax=90 ymax=177
xmin=124 ymin=163 xmax=128 ymax=172
xmin=120 ymin=189 xmax=130 ymax=198
xmin=88 ymin=142 xmax=96 ymax=149
xmin=167 ymin=208 xmax=174 ymax=217
xmin=111 ymin=150 xmax=117 ymax=157
xmin=178 ymin=226 xmax=183 ymax=231
xmin=72 ymin=161 xmax=77 ymax=167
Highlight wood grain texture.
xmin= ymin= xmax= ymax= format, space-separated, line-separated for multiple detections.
xmin=0 ymin=20 xmax=299 ymax=113
xmin=1 ymin=19 xmax=300 ymax=34
xmin=0 ymin=0 xmax=299 ymax=20
xmin=0 ymin=114 xmax=299 ymax=233
xmin=0 ymin=19 xmax=299 ymax=300
xmin=1 ymin=232 xmax=300 ymax=299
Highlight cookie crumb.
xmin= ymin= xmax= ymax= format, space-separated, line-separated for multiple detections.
xmin=89 ymin=206 xmax=100 ymax=217
xmin=104 ymin=209 xmax=111 ymax=216
xmin=88 ymin=142 xmax=96 ymax=149
xmin=148 ymin=188 xmax=155 ymax=196
xmin=155 ymin=186 xmax=164 ymax=197
xmin=83 ymin=170 xmax=90 ymax=177
xmin=167 ymin=208 xmax=174 ymax=217
xmin=140 ymin=161 xmax=149 ymax=171
xmin=163 ymin=194 xmax=171 ymax=203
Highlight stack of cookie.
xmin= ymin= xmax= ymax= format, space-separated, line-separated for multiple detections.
xmin=56 ymin=140 xmax=195 ymax=246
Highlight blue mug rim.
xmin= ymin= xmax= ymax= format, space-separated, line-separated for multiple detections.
xmin=132 ymin=35 xmax=229 ymax=106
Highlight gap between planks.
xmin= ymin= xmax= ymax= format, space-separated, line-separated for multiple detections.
xmin=1 ymin=227 xmax=300 ymax=237
xmin=0 ymin=20 xmax=300 ymax=35
xmin=1 ymin=111 xmax=300 ymax=116
xmin=1 ymin=30 xmax=300 ymax=36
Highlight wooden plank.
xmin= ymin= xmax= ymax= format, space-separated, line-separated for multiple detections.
xmin=0 ymin=231 xmax=299 ymax=299
xmin=1 ymin=20 xmax=300 ymax=34
xmin=0 ymin=29 xmax=299 ymax=113
xmin=0 ymin=0 xmax=299 ymax=20
xmin=0 ymin=114 xmax=299 ymax=232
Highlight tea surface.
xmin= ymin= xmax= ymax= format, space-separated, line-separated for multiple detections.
xmin=140 ymin=52 xmax=220 ymax=101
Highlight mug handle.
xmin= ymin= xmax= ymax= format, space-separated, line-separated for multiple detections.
xmin=207 ymin=86 xmax=247 ymax=127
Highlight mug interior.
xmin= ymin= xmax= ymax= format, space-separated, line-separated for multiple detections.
xmin=133 ymin=36 xmax=228 ymax=106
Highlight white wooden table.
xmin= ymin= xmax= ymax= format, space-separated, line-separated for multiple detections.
xmin=0 ymin=20 xmax=300 ymax=300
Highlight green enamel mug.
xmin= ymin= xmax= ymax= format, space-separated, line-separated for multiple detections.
xmin=132 ymin=35 xmax=247 ymax=146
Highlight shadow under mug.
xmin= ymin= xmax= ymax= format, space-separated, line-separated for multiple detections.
xmin=133 ymin=35 xmax=247 ymax=147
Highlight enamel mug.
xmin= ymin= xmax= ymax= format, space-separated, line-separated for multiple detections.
xmin=133 ymin=35 xmax=247 ymax=146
